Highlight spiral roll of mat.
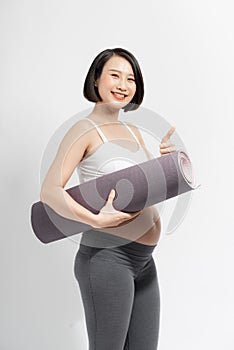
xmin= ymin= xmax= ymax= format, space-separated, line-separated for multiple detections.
xmin=31 ymin=150 xmax=197 ymax=244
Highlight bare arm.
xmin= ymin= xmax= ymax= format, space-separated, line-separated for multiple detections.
xmin=40 ymin=119 xmax=98 ymax=226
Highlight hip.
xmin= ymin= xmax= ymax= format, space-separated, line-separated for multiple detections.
xmin=76 ymin=237 xmax=157 ymax=272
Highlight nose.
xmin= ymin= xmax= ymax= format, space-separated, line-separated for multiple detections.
xmin=117 ymin=77 xmax=127 ymax=91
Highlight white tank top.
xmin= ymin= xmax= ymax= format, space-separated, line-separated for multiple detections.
xmin=77 ymin=118 xmax=150 ymax=183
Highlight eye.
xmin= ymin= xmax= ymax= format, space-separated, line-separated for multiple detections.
xmin=128 ymin=78 xmax=135 ymax=82
xmin=111 ymin=73 xmax=119 ymax=78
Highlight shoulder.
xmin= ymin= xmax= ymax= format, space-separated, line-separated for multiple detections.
xmin=60 ymin=118 xmax=96 ymax=144
xmin=68 ymin=117 xmax=95 ymax=134
xmin=125 ymin=121 xmax=154 ymax=160
xmin=124 ymin=121 xmax=146 ymax=146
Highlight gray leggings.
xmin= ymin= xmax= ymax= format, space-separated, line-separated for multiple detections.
xmin=73 ymin=232 xmax=160 ymax=350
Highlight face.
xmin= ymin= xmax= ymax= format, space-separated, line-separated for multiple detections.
xmin=95 ymin=55 xmax=137 ymax=110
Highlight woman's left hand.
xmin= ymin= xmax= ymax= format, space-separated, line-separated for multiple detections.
xmin=159 ymin=126 xmax=176 ymax=156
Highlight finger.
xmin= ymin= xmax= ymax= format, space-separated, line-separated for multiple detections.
xmin=161 ymin=126 xmax=176 ymax=143
xmin=160 ymin=142 xmax=175 ymax=149
xmin=160 ymin=146 xmax=176 ymax=154
xmin=160 ymin=148 xmax=171 ymax=155
xmin=107 ymin=189 xmax=116 ymax=202
xmin=118 ymin=213 xmax=141 ymax=225
xmin=129 ymin=210 xmax=143 ymax=218
xmin=121 ymin=210 xmax=142 ymax=219
xmin=100 ymin=190 xmax=117 ymax=213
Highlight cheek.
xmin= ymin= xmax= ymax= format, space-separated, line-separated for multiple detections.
xmin=99 ymin=77 xmax=113 ymax=91
xmin=130 ymin=84 xmax=137 ymax=95
xmin=97 ymin=82 xmax=108 ymax=96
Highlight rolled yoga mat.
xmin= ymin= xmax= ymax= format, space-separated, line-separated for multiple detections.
xmin=31 ymin=150 xmax=197 ymax=244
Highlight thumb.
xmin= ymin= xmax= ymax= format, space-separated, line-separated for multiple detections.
xmin=100 ymin=189 xmax=116 ymax=213
xmin=161 ymin=126 xmax=176 ymax=143
xmin=107 ymin=189 xmax=116 ymax=203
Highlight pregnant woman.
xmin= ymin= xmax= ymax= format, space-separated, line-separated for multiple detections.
xmin=40 ymin=47 xmax=176 ymax=350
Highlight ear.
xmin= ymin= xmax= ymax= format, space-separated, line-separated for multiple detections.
xmin=94 ymin=78 xmax=99 ymax=87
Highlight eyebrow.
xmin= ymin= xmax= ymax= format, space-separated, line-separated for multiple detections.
xmin=108 ymin=69 xmax=135 ymax=77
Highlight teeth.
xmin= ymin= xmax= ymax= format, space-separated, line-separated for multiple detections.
xmin=113 ymin=92 xmax=125 ymax=97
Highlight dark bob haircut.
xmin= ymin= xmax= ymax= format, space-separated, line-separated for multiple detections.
xmin=83 ymin=48 xmax=144 ymax=112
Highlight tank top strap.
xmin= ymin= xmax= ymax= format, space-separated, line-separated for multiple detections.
xmin=86 ymin=118 xmax=108 ymax=143
xmin=121 ymin=121 xmax=140 ymax=145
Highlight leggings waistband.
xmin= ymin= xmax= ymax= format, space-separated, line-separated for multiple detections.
xmin=79 ymin=229 xmax=157 ymax=256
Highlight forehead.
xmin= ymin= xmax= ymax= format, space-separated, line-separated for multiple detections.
xmin=103 ymin=55 xmax=134 ymax=74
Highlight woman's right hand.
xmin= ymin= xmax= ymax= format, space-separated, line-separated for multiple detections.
xmin=92 ymin=189 xmax=142 ymax=229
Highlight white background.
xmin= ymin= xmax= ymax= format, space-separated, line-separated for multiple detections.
xmin=1 ymin=0 xmax=234 ymax=349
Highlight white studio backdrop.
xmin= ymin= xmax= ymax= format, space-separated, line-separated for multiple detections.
xmin=1 ymin=0 xmax=233 ymax=349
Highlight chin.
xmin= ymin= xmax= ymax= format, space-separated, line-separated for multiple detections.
xmin=105 ymin=101 xmax=128 ymax=111
xmin=113 ymin=98 xmax=131 ymax=107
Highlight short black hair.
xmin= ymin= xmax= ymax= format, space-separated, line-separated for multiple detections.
xmin=83 ymin=48 xmax=144 ymax=112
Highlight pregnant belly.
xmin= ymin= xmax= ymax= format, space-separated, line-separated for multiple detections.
xmin=135 ymin=221 xmax=161 ymax=246
xmin=96 ymin=206 xmax=161 ymax=246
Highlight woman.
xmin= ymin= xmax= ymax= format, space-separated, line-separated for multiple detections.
xmin=40 ymin=48 xmax=176 ymax=350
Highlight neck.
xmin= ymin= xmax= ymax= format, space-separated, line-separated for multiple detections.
xmin=90 ymin=102 xmax=122 ymax=123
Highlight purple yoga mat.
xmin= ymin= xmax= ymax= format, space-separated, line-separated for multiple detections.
xmin=31 ymin=150 xmax=197 ymax=244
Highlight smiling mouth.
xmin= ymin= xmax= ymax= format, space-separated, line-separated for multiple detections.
xmin=111 ymin=92 xmax=128 ymax=100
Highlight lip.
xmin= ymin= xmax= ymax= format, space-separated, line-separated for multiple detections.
xmin=111 ymin=91 xmax=128 ymax=99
